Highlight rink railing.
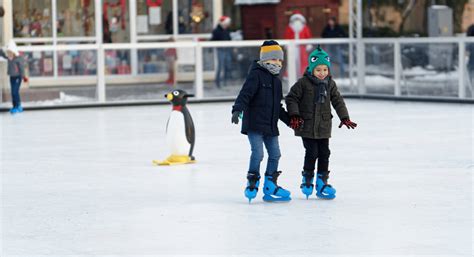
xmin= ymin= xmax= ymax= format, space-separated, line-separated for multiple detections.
xmin=4 ymin=37 xmax=474 ymax=107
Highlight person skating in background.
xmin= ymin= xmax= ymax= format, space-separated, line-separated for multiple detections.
xmin=321 ymin=17 xmax=347 ymax=77
xmin=211 ymin=16 xmax=232 ymax=88
xmin=286 ymin=46 xmax=357 ymax=200
xmin=231 ymin=40 xmax=291 ymax=203
xmin=0 ymin=40 xmax=28 ymax=114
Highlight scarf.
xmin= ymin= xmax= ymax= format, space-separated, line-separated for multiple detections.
xmin=304 ymin=71 xmax=329 ymax=104
xmin=258 ymin=61 xmax=282 ymax=75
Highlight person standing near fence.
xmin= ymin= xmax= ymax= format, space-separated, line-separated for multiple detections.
xmin=211 ymin=16 xmax=232 ymax=88
xmin=467 ymin=24 xmax=474 ymax=88
xmin=321 ymin=17 xmax=346 ymax=77
xmin=0 ymin=41 xmax=28 ymax=114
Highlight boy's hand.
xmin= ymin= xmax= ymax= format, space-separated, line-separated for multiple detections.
xmin=231 ymin=111 xmax=241 ymax=124
xmin=290 ymin=115 xmax=304 ymax=129
xmin=23 ymin=77 xmax=29 ymax=83
xmin=339 ymin=119 xmax=357 ymax=129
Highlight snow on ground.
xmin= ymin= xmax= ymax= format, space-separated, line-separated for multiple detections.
xmin=1 ymin=100 xmax=472 ymax=256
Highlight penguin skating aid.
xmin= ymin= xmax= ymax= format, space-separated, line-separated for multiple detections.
xmin=153 ymin=90 xmax=196 ymax=166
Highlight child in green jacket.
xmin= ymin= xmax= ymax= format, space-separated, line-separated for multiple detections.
xmin=285 ymin=46 xmax=357 ymax=200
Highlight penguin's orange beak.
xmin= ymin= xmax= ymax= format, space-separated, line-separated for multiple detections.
xmin=165 ymin=93 xmax=173 ymax=101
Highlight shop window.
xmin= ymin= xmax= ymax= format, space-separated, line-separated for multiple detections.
xmin=178 ymin=0 xmax=213 ymax=34
xmin=57 ymin=0 xmax=95 ymax=37
xmin=25 ymin=51 xmax=54 ymax=77
xmin=103 ymin=0 xmax=130 ymax=43
xmin=13 ymin=0 xmax=53 ymax=38
xmin=105 ymin=50 xmax=131 ymax=75
xmin=136 ymin=0 xmax=172 ymax=35
xmin=58 ymin=50 xmax=97 ymax=76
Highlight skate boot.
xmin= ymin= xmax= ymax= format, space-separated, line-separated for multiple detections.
xmin=300 ymin=170 xmax=315 ymax=199
xmin=16 ymin=105 xmax=23 ymax=113
xmin=262 ymin=171 xmax=291 ymax=202
xmin=244 ymin=172 xmax=260 ymax=203
xmin=316 ymin=171 xmax=336 ymax=200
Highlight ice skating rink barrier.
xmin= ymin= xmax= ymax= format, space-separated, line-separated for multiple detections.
xmin=1 ymin=37 xmax=474 ymax=111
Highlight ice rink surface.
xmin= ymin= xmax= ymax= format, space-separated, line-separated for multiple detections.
xmin=1 ymin=99 xmax=472 ymax=257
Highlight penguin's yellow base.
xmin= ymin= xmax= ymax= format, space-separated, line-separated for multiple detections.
xmin=152 ymin=155 xmax=196 ymax=166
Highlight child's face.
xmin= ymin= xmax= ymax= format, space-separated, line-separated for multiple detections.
xmin=313 ymin=64 xmax=329 ymax=80
xmin=264 ymin=59 xmax=283 ymax=67
xmin=6 ymin=50 xmax=15 ymax=59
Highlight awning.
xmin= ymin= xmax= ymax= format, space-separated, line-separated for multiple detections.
xmin=234 ymin=0 xmax=280 ymax=5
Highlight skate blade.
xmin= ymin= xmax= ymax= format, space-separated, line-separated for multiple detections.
xmin=262 ymin=195 xmax=291 ymax=202
xmin=316 ymin=193 xmax=336 ymax=200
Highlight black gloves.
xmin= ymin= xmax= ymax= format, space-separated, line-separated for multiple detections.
xmin=231 ymin=111 xmax=241 ymax=124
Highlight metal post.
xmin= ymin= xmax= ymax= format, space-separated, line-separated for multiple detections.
xmin=458 ymin=40 xmax=466 ymax=98
xmin=95 ymin=0 xmax=105 ymax=102
xmin=52 ymin=0 xmax=58 ymax=79
xmin=172 ymin=0 xmax=178 ymax=38
xmin=394 ymin=40 xmax=401 ymax=96
xmin=97 ymin=44 xmax=106 ymax=103
xmin=195 ymin=43 xmax=204 ymax=99
xmin=95 ymin=0 xmax=102 ymax=44
xmin=356 ymin=0 xmax=365 ymax=94
xmin=129 ymin=0 xmax=138 ymax=76
xmin=348 ymin=0 xmax=354 ymax=88
xmin=287 ymin=41 xmax=297 ymax=93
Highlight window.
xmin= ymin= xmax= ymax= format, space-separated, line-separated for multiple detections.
xmin=136 ymin=0 xmax=172 ymax=35
xmin=13 ymin=0 xmax=53 ymax=38
xmin=57 ymin=0 xmax=95 ymax=37
xmin=178 ymin=0 xmax=213 ymax=34
xmin=102 ymin=0 xmax=130 ymax=43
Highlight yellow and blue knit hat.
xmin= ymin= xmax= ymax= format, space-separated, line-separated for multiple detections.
xmin=260 ymin=40 xmax=284 ymax=62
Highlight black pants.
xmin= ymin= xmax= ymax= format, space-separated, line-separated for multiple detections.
xmin=302 ymin=138 xmax=330 ymax=176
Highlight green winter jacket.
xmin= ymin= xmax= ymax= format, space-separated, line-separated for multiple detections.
xmin=285 ymin=76 xmax=349 ymax=139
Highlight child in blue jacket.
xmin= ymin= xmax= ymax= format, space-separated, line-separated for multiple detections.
xmin=231 ymin=40 xmax=291 ymax=203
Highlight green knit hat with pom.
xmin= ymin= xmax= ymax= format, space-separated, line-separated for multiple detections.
xmin=307 ymin=45 xmax=331 ymax=73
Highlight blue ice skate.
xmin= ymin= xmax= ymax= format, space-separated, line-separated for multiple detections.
xmin=300 ymin=170 xmax=315 ymax=199
xmin=262 ymin=171 xmax=291 ymax=202
xmin=16 ymin=105 xmax=23 ymax=113
xmin=244 ymin=172 xmax=260 ymax=203
xmin=316 ymin=173 xmax=336 ymax=200
xmin=9 ymin=107 xmax=18 ymax=114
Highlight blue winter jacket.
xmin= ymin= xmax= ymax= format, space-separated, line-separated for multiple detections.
xmin=232 ymin=61 xmax=289 ymax=136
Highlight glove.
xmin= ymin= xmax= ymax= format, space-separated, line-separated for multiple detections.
xmin=290 ymin=115 xmax=304 ymax=129
xmin=23 ymin=77 xmax=28 ymax=83
xmin=231 ymin=111 xmax=241 ymax=124
xmin=338 ymin=119 xmax=357 ymax=129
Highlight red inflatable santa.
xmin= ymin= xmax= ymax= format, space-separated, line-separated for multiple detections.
xmin=284 ymin=11 xmax=313 ymax=75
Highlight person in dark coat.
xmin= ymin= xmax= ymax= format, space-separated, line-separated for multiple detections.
xmin=321 ymin=17 xmax=347 ymax=77
xmin=286 ymin=46 xmax=357 ymax=200
xmin=231 ymin=40 xmax=291 ymax=202
xmin=467 ymin=24 xmax=474 ymax=86
xmin=211 ymin=16 xmax=232 ymax=88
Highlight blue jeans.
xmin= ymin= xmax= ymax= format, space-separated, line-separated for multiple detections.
xmin=10 ymin=76 xmax=22 ymax=108
xmin=215 ymin=48 xmax=231 ymax=87
xmin=247 ymin=130 xmax=281 ymax=174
